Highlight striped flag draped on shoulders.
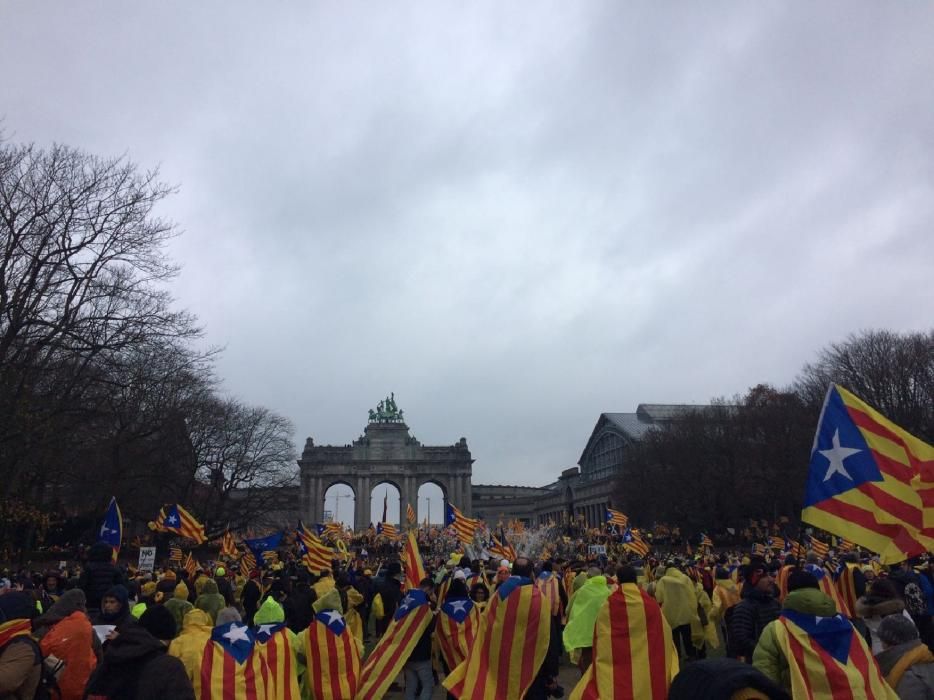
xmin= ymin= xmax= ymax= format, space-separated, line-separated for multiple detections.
xmin=356 ymin=589 xmax=433 ymax=699
xmin=443 ymin=576 xmax=551 ymax=699
xmin=200 ymin=621 xmax=273 ymax=700
xmin=570 ymin=583 xmax=679 ymax=700
xmin=772 ymin=610 xmax=897 ymax=699
xmin=801 ymin=384 xmax=934 ymax=564
xmin=536 ymin=570 xmax=562 ymax=618
xmin=254 ymin=621 xmax=299 ymax=700
xmin=300 ymin=610 xmax=360 ymax=700
xmin=803 ymin=564 xmax=851 ymax=616
xmin=435 ymin=597 xmax=480 ymax=672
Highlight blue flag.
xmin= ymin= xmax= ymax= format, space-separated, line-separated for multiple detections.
xmin=243 ymin=532 xmax=283 ymax=563
xmin=99 ymin=497 xmax=122 ymax=562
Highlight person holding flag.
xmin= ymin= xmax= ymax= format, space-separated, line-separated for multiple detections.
xmin=99 ymin=497 xmax=123 ymax=563
xmin=444 ymin=556 xmax=555 ymax=699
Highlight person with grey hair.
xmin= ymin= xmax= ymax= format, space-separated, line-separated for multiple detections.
xmin=875 ymin=614 xmax=934 ymax=699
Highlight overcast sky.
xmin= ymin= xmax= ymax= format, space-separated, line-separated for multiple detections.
xmin=3 ymin=3 xmax=933 ymax=509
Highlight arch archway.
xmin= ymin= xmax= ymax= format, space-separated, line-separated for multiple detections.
xmin=323 ymin=481 xmax=356 ymax=527
xmin=417 ymin=481 xmax=447 ymax=526
xmin=370 ymin=481 xmax=401 ymax=526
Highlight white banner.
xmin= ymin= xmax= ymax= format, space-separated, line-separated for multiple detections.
xmin=138 ymin=547 xmax=156 ymax=572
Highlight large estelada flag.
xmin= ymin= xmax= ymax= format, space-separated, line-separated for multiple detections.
xmin=443 ymin=577 xmax=551 ymax=699
xmin=570 ymin=583 xmax=679 ymax=700
xmin=771 ymin=610 xmax=897 ymax=699
xmin=149 ymin=503 xmax=207 ymax=544
xmin=356 ymin=589 xmax=434 ymax=699
xmin=402 ymin=529 xmax=427 ymax=590
xmin=801 ymin=384 xmax=934 ymax=564
xmin=99 ymin=497 xmax=122 ymax=562
xmin=435 ymin=597 xmax=480 ymax=672
xmin=445 ymin=503 xmax=480 ymax=545
xmin=300 ymin=610 xmax=360 ymax=700
xmin=200 ymin=622 xmax=272 ymax=700
xmin=376 ymin=522 xmax=400 ymax=540
xmin=254 ymin=622 xmax=300 ymax=700
xmin=297 ymin=521 xmax=333 ymax=574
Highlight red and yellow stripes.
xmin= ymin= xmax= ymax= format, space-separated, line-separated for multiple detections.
xmin=443 ymin=580 xmax=551 ymax=699
xmin=356 ymin=596 xmax=432 ymax=699
xmin=570 ymin=584 xmax=678 ymax=700
xmin=402 ymin=530 xmax=427 ymax=590
xmin=199 ymin=639 xmax=271 ymax=700
xmin=536 ymin=573 xmax=562 ymax=618
xmin=0 ymin=619 xmax=32 ymax=648
xmin=301 ymin=618 xmax=360 ymax=700
xmin=834 ymin=565 xmax=860 ymax=619
xmin=435 ymin=602 xmax=480 ymax=670
xmin=803 ymin=385 xmax=934 ymax=563
xmin=773 ymin=615 xmax=897 ymax=699
xmin=446 ymin=504 xmax=480 ymax=545
xmin=254 ymin=627 xmax=299 ymax=700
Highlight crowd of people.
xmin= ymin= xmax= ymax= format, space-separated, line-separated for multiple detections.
xmin=2 ymin=535 xmax=934 ymax=698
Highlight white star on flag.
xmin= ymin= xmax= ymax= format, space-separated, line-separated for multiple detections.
xmin=323 ymin=610 xmax=344 ymax=626
xmin=820 ymin=429 xmax=861 ymax=482
xmin=398 ymin=595 xmax=416 ymax=612
xmin=166 ymin=515 xmax=179 ymax=525
xmin=222 ymin=624 xmax=250 ymax=644
xmin=257 ymin=624 xmax=277 ymax=636
xmin=448 ymin=600 xmax=469 ymax=614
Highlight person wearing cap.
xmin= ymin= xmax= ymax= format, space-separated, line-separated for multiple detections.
xmin=875 ymin=613 xmax=934 ymax=698
xmin=729 ymin=559 xmax=780 ymax=662
xmin=212 ymin=567 xmax=234 ymax=607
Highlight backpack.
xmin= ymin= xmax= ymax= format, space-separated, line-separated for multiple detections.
xmin=7 ymin=636 xmax=62 ymax=700
xmin=903 ymin=582 xmax=927 ymax=618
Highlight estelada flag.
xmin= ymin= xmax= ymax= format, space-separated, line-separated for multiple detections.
xmin=220 ymin=528 xmax=238 ymax=558
xmin=772 ymin=610 xmax=897 ymax=699
xmin=445 ymin=503 xmax=480 ymax=545
xmin=200 ymin=621 xmax=272 ymax=700
xmin=435 ymin=597 xmax=480 ymax=671
xmin=536 ymin=570 xmax=563 ymax=618
xmin=406 ymin=502 xmax=417 ymax=526
xmin=605 ymin=508 xmax=629 ymax=528
xmin=99 ymin=497 xmax=122 ymax=563
xmin=801 ymin=384 xmax=934 ymax=564
xmin=402 ymin=529 xmax=427 ymax=590
xmin=804 ymin=564 xmax=851 ymax=617
xmin=254 ymin=622 xmax=300 ymax=700
xmin=356 ymin=589 xmax=433 ymax=699
xmin=834 ymin=563 xmax=861 ymax=618
xmin=149 ymin=503 xmax=207 ymax=544
xmin=183 ymin=552 xmax=197 ymax=578
xmin=570 ymin=583 xmax=679 ymax=700
xmin=300 ymin=610 xmax=360 ymax=700
xmin=443 ymin=577 xmax=551 ymax=699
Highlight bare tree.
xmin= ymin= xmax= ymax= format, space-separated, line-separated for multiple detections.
xmin=795 ymin=329 xmax=933 ymax=441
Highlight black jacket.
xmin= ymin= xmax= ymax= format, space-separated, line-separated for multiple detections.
xmin=728 ymin=588 xmax=781 ymax=660
xmin=79 ymin=563 xmax=125 ymax=612
xmin=83 ymin=623 xmax=194 ymax=700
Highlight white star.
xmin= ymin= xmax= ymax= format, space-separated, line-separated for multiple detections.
xmin=166 ymin=515 xmax=179 ymax=525
xmin=820 ymin=429 xmax=861 ymax=482
xmin=257 ymin=624 xmax=277 ymax=636
xmin=100 ymin=526 xmax=112 ymax=536
xmin=398 ymin=595 xmax=415 ymax=612
xmin=222 ymin=624 xmax=250 ymax=644
xmin=448 ymin=600 xmax=469 ymax=614
xmin=323 ymin=610 xmax=344 ymax=626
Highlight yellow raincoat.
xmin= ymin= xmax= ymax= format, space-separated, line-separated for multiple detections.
xmin=168 ymin=608 xmax=213 ymax=697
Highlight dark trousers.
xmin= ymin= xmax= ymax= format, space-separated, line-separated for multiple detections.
xmin=673 ymin=623 xmax=705 ymax=660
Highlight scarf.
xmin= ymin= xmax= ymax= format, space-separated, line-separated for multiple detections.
xmin=0 ymin=619 xmax=33 ymax=649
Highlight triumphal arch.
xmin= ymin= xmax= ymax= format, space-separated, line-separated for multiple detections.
xmin=298 ymin=395 xmax=473 ymax=530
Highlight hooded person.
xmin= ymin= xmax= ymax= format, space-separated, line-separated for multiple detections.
xmin=710 ymin=566 xmax=741 ymax=647
xmin=570 ymin=566 xmax=680 ymax=700
xmin=299 ymin=585 xmax=361 ymax=699
xmin=751 ymin=570 xmax=896 ymax=699
xmin=252 ymin=597 xmax=301 ymax=699
xmin=240 ymin=570 xmax=263 ymax=626
xmin=563 ymin=569 xmax=611 ymax=671
xmin=32 ymin=589 xmax=97 ymax=700
xmin=78 ymin=542 xmax=125 ymax=613
xmin=92 ymin=584 xmax=131 ymax=628
xmin=193 ymin=578 xmax=226 ymax=624
xmin=83 ymin=606 xmax=194 ymax=700
xmin=167 ymin=609 xmax=213 ymax=696
xmin=163 ymin=583 xmax=193 ymax=635
xmin=0 ymin=592 xmax=41 ymax=700
xmin=654 ymin=565 xmax=702 ymax=660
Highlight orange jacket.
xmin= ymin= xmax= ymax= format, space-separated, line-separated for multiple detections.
xmin=40 ymin=611 xmax=97 ymax=700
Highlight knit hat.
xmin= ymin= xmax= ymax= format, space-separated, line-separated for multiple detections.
xmin=216 ymin=607 xmax=242 ymax=625
xmin=878 ymin=614 xmax=919 ymax=647
xmin=214 ymin=567 xmax=226 ymax=577
xmin=139 ymin=605 xmax=177 ymax=641
xmin=0 ymin=592 xmax=36 ymax=621
xmin=174 ymin=582 xmax=189 ymax=600
xmin=787 ymin=570 xmax=819 ymax=592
